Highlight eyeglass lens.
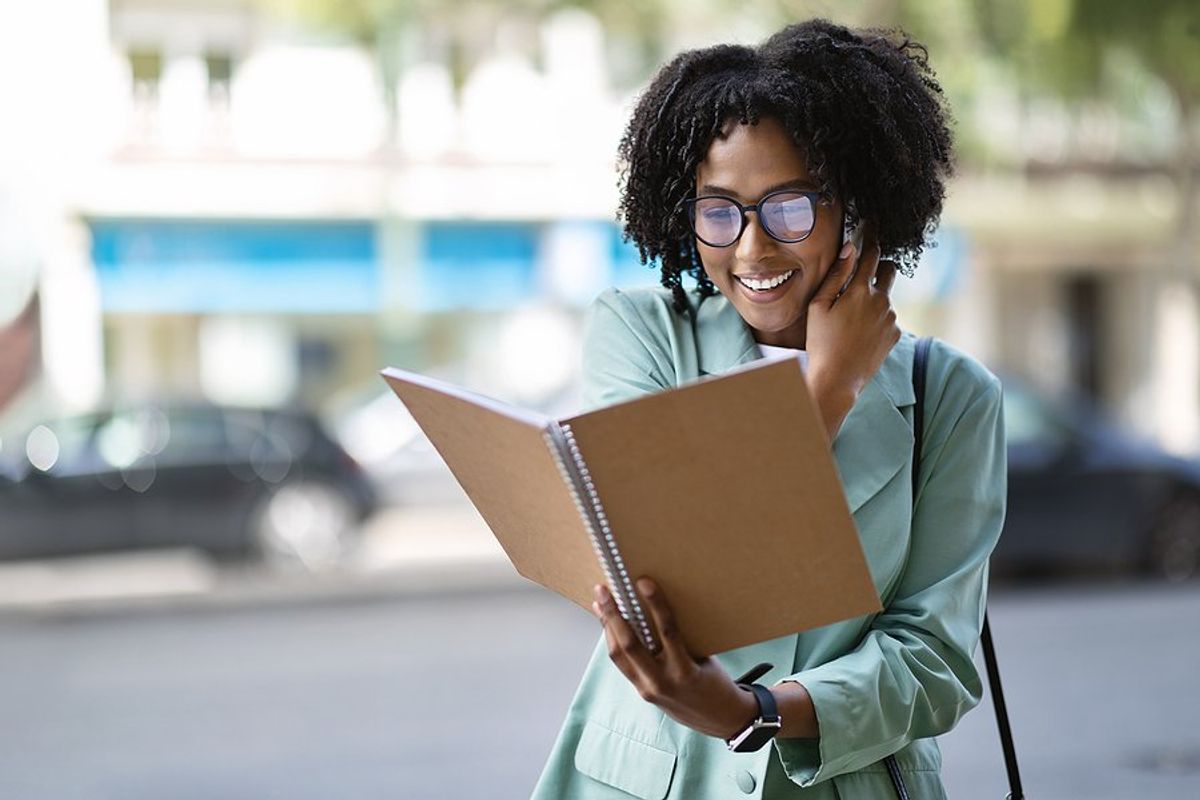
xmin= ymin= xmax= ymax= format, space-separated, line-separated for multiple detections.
xmin=692 ymin=192 xmax=815 ymax=246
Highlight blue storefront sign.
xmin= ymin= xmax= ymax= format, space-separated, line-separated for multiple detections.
xmin=417 ymin=222 xmax=539 ymax=311
xmin=89 ymin=218 xmax=670 ymax=315
xmin=90 ymin=220 xmax=380 ymax=314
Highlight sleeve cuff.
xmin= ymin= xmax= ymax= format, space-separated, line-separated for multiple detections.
xmin=769 ymin=662 xmax=902 ymax=787
xmin=770 ymin=673 xmax=846 ymax=787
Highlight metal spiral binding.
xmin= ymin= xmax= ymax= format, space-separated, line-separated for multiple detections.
xmin=542 ymin=422 xmax=656 ymax=650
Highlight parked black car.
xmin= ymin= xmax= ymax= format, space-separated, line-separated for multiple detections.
xmin=998 ymin=375 xmax=1200 ymax=581
xmin=0 ymin=402 xmax=378 ymax=570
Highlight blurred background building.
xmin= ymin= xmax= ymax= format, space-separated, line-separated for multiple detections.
xmin=2 ymin=0 xmax=1196 ymax=448
xmin=1 ymin=0 xmax=1198 ymax=557
xmin=0 ymin=0 xmax=648 ymax=443
xmin=2 ymin=3 xmax=1199 ymax=797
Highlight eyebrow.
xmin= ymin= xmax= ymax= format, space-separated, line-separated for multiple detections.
xmin=697 ymin=178 xmax=819 ymax=199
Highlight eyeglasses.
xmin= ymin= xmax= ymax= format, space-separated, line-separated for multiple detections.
xmin=684 ymin=190 xmax=827 ymax=248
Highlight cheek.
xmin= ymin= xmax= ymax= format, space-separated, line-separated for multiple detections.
xmin=802 ymin=250 xmax=834 ymax=285
xmin=786 ymin=242 xmax=833 ymax=283
xmin=695 ymin=243 xmax=730 ymax=278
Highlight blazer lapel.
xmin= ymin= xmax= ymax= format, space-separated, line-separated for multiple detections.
xmin=690 ymin=291 xmax=916 ymax=515
xmin=693 ymin=291 xmax=762 ymax=378
xmin=831 ymin=363 xmax=914 ymax=514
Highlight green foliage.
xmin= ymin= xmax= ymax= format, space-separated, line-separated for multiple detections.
xmin=972 ymin=0 xmax=1199 ymax=105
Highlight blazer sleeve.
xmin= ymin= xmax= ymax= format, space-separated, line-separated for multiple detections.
xmin=772 ymin=348 xmax=1008 ymax=787
xmin=580 ymin=287 xmax=674 ymax=412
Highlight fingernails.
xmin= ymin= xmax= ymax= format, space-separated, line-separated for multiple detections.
xmin=839 ymin=242 xmax=854 ymax=260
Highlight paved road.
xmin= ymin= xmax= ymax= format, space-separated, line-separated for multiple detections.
xmin=1 ymin=579 xmax=1197 ymax=799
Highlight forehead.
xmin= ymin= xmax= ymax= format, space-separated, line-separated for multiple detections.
xmin=695 ymin=116 xmax=814 ymax=198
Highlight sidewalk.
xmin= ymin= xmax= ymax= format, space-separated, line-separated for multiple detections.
xmin=355 ymin=501 xmax=508 ymax=571
xmin=0 ymin=501 xmax=524 ymax=616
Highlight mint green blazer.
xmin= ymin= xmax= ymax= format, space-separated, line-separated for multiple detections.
xmin=530 ymin=286 xmax=1007 ymax=800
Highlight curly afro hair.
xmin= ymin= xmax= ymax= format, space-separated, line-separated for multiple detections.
xmin=616 ymin=18 xmax=955 ymax=315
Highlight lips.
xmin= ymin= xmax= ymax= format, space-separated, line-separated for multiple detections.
xmin=733 ymin=269 xmax=797 ymax=292
xmin=727 ymin=266 xmax=799 ymax=304
xmin=735 ymin=271 xmax=793 ymax=281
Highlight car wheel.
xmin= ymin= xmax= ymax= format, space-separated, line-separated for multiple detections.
xmin=248 ymin=478 xmax=360 ymax=572
xmin=1147 ymin=493 xmax=1200 ymax=582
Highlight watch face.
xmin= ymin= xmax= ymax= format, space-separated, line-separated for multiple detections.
xmin=729 ymin=720 xmax=782 ymax=752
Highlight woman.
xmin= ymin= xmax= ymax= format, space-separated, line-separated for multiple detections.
xmin=532 ymin=18 xmax=1006 ymax=799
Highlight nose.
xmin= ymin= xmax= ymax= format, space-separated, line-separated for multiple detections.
xmin=735 ymin=209 xmax=774 ymax=262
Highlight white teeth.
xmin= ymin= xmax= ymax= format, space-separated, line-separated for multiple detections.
xmin=737 ymin=270 xmax=795 ymax=291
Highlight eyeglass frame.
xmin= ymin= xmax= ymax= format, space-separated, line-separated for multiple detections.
xmin=682 ymin=189 xmax=831 ymax=248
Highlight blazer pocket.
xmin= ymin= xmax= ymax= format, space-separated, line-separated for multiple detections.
xmin=831 ymin=770 xmax=947 ymax=800
xmin=831 ymin=740 xmax=946 ymax=800
xmin=573 ymin=720 xmax=678 ymax=800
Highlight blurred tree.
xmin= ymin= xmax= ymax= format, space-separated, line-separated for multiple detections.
xmin=762 ymin=0 xmax=993 ymax=162
xmin=970 ymin=0 xmax=1200 ymax=276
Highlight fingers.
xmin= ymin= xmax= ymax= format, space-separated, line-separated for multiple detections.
xmin=850 ymin=232 xmax=881 ymax=289
xmin=635 ymin=577 xmax=694 ymax=672
xmin=593 ymin=584 xmax=657 ymax=690
xmin=810 ymin=240 xmax=858 ymax=308
xmin=874 ymin=259 xmax=898 ymax=294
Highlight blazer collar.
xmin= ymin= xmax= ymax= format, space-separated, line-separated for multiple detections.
xmin=693 ymin=290 xmax=916 ymax=407
xmin=690 ymin=289 xmax=916 ymax=515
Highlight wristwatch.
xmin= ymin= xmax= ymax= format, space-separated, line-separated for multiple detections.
xmin=725 ymin=663 xmax=782 ymax=753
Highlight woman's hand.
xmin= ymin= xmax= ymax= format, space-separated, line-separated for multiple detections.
xmin=592 ymin=578 xmax=758 ymax=740
xmin=805 ymin=227 xmax=901 ymax=441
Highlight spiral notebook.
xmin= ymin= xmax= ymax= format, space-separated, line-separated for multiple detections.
xmin=380 ymin=357 xmax=882 ymax=657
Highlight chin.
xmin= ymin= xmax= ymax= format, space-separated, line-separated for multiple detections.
xmin=744 ymin=307 xmax=803 ymax=328
xmin=724 ymin=284 xmax=808 ymax=335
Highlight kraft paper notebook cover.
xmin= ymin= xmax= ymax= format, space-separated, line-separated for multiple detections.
xmin=380 ymin=357 xmax=881 ymax=656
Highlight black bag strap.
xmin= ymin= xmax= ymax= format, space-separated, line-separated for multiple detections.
xmin=886 ymin=335 xmax=1026 ymax=800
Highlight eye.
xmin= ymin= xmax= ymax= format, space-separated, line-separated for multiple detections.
xmin=777 ymin=198 xmax=813 ymax=230
xmin=694 ymin=198 xmax=739 ymax=220
xmin=761 ymin=193 xmax=815 ymax=238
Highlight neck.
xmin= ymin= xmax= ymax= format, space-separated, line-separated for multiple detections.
xmin=754 ymin=320 xmax=807 ymax=350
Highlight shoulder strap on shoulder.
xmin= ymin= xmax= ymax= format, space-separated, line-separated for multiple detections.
xmin=912 ymin=335 xmax=933 ymax=504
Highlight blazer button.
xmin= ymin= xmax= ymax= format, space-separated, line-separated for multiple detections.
xmin=735 ymin=769 xmax=756 ymax=794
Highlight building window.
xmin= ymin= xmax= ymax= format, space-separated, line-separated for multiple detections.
xmin=127 ymin=47 xmax=163 ymax=143
xmin=129 ymin=48 xmax=162 ymax=97
xmin=205 ymin=52 xmax=233 ymax=99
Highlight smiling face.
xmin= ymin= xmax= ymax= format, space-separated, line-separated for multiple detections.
xmin=694 ymin=116 xmax=844 ymax=349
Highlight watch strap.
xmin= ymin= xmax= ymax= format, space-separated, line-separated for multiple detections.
xmin=748 ymin=683 xmax=779 ymax=722
xmin=726 ymin=682 xmax=782 ymax=752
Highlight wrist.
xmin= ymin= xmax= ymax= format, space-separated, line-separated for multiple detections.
xmin=723 ymin=683 xmax=784 ymax=752
xmin=721 ymin=685 xmax=761 ymax=741
xmin=771 ymin=680 xmax=820 ymax=739
xmin=807 ymin=365 xmax=857 ymax=399
xmin=807 ymin=369 xmax=858 ymax=441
